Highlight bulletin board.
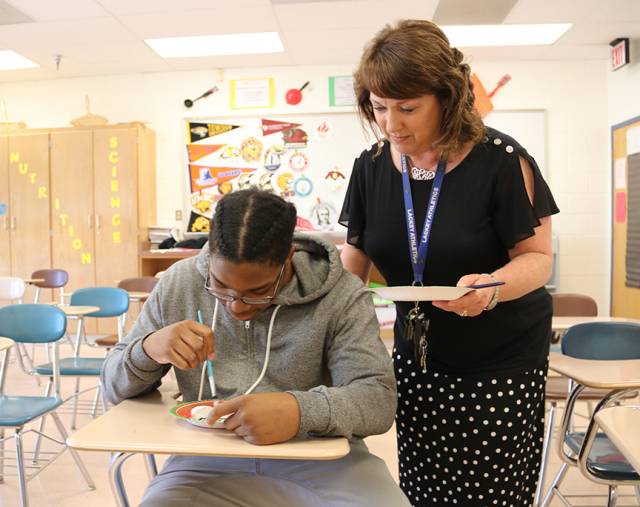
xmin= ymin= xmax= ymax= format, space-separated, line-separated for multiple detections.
xmin=611 ymin=114 xmax=640 ymax=318
xmin=183 ymin=110 xmax=547 ymax=234
xmin=184 ymin=114 xmax=371 ymax=233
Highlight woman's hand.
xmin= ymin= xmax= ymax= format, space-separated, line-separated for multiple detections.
xmin=431 ymin=274 xmax=496 ymax=317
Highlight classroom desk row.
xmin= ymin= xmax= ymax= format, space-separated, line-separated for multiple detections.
xmin=64 ymin=351 xmax=640 ymax=507
xmin=375 ymin=307 xmax=640 ymax=341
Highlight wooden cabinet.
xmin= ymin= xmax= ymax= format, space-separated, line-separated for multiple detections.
xmin=2 ymin=124 xmax=155 ymax=309
xmin=8 ymin=133 xmax=52 ymax=301
xmin=0 ymin=136 xmax=9 ymax=277
xmin=50 ymin=130 xmax=95 ymax=292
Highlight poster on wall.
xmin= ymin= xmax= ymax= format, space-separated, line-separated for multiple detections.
xmin=184 ymin=115 xmax=371 ymax=233
xmin=230 ymin=78 xmax=275 ymax=109
xmin=328 ymin=76 xmax=356 ymax=107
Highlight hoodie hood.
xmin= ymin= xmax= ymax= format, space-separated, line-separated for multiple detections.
xmin=194 ymin=232 xmax=343 ymax=307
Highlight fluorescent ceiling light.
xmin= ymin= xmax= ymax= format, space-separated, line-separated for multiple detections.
xmin=0 ymin=50 xmax=38 ymax=71
xmin=442 ymin=23 xmax=572 ymax=47
xmin=145 ymin=32 xmax=284 ymax=58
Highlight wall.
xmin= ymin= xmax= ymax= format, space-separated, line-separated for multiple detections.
xmin=608 ymin=39 xmax=640 ymax=126
xmin=0 ymin=59 xmax=610 ymax=310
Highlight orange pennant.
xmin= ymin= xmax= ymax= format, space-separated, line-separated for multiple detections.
xmin=187 ymin=144 xmax=225 ymax=162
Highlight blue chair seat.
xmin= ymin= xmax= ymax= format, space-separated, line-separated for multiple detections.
xmin=36 ymin=357 xmax=105 ymax=376
xmin=0 ymin=395 xmax=62 ymax=426
xmin=566 ymin=432 xmax=640 ymax=481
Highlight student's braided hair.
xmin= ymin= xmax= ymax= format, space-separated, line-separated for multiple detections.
xmin=209 ymin=188 xmax=297 ymax=265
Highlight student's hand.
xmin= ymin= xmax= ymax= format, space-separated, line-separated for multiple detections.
xmin=207 ymin=393 xmax=301 ymax=445
xmin=431 ymin=273 xmax=495 ymax=318
xmin=142 ymin=320 xmax=215 ymax=370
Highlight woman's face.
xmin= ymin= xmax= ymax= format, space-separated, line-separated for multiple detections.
xmin=369 ymin=92 xmax=443 ymax=156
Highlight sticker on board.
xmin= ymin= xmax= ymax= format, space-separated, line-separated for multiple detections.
xmin=310 ymin=201 xmax=337 ymax=230
xmin=187 ymin=211 xmax=210 ymax=233
xmin=293 ymin=175 xmax=313 ymax=197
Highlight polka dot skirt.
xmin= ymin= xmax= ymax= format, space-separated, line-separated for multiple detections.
xmin=394 ymin=350 xmax=547 ymax=507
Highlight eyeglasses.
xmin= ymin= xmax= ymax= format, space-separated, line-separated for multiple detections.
xmin=204 ymin=262 xmax=286 ymax=305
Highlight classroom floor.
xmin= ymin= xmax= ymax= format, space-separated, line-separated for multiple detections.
xmin=1 ymin=339 xmax=639 ymax=507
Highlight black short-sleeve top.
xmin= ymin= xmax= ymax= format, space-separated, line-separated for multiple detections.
xmin=340 ymin=127 xmax=560 ymax=375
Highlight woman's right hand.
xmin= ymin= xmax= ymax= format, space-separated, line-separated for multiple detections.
xmin=142 ymin=320 xmax=215 ymax=370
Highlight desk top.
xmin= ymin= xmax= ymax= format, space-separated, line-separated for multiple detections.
xmin=127 ymin=291 xmax=150 ymax=301
xmin=595 ymin=406 xmax=640 ymax=474
xmin=44 ymin=303 xmax=100 ymax=316
xmin=140 ymin=249 xmax=200 ymax=260
xmin=24 ymin=278 xmax=45 ymax=285
xmin=0 ymin=336 xmax=14 ymax=352
xmin=551 ymin=316 xmax=639 ymax=331
xmin=549 ymin=352 xmax=640 ymax=389
xmin=67 ymin=390 xmax=350 ymax=461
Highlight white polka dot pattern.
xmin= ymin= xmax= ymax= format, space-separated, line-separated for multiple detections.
xmin=393 ymin=350 xmax=547 ymax=506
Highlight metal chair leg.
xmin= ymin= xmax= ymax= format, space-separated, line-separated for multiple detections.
xmin=607 ymin=485 xmax=618 ymax=507
xmin=0 ymin=427 xmax=4 ymax=484
xmin=71 ymin=377 xmax=80 ymax=430
xmin=32 ymin=378 xmax=53 ymax=463
xmin=90 ymin=383 xmax=101 ymax=418
xmin=144 ymin=454 xmax=158 ymax=481
xmin=15 ymin=429 xmax=29 ymax=507
xmin=540 ymin=462 xmax=569 ymax=507
xmin=17 ymin=343 xmax=40 ymax=387
xmin=109 ymin=452 xmax=136 ymax=507
xmin=535 ymin=402 xmax=556 ymax=506
xmin=100 ymin=381 xmax=109 ymax=414
xmin=50 ymin=411 xmax=95 ymax=490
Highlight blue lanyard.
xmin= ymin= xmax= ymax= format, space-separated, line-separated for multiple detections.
xmin=401 ymin=154 xmax=446 ymax=285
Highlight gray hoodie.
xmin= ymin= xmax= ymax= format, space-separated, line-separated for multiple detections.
xmin=101 ymin=234 xmax=397 ymax=439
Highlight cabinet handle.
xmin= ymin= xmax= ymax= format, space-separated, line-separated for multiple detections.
xmin=88 ymin=214 xmax=93 ymax=229
xmin=2 ymin=216 xmax=7 ymax=230
xmin=95 ymin=214 xmax=102 ymax=230
xmin=10 ymin=216 xmax=16 ymax=230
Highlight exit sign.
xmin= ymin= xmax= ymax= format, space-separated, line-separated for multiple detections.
xmin=610 ymin=38 xmax=629 ymax=71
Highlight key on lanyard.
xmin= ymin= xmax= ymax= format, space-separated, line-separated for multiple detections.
xmin=404 ymin=302 xmax=430 ymax=369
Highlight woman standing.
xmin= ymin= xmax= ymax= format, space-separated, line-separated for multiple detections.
xmin=340 ymin=20 xmax=559 ymax=507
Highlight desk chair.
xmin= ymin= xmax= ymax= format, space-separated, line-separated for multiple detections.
xmin=536 ymin=293 xmax=601 ymax=504
xmin=93 ymin=277 xmax=158 ymax=347
xmin=0 ymin=278 xmax=40 ymax=386
xmin=34 ymin=287 xmax=129 ymax=434
xmin=30 ymin=269 xmax=69 ymax=304
xmin=0 ymin=305 xmax=94 ymax=507
xmin=540 ymin=322 xmax=640 ymax=507
xmin=551 ymin=293 xmax=598 ymax=319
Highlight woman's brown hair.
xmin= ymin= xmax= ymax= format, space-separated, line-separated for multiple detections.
xmin=354 ymin=19 xmax=485 ymax=158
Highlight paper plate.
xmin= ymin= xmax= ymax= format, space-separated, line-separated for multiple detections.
xmin=170 ymin=399 xmax=229 ymax=429
xmin=369 ymin=286 xmax=474 ymax=302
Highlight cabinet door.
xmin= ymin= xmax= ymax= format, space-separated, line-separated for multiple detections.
xmin=0 ymin=136 xmax=10 ymax=276
xmin=93 ymin=128 xmax=139 ymax=286
xmin=8 ymin=134 xmax=51 ymax=290
xmin=50 ymin=130 xmax=95 ymax=293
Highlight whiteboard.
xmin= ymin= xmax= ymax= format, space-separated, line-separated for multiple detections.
xmin=183 ymin=110 xmax=547 ymax=232
xmin=484 ymin=109 xmax=547 ymax=176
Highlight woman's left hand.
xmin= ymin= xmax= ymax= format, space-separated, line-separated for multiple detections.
xmin=431 ymin=273 xmax=495 ymax=318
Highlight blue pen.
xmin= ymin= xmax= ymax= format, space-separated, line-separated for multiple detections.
xmin=197 ymin=309 xmax=216 ymax=398
xmin=465 ymin=281 xmax=506 ymax=290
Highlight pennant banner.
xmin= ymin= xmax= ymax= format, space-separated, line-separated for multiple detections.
xmin=261 ymin=119 xmax=302 ymax=136
xmin=187 ymin=144 xmax=225 ymax=163
xmin=189 ymin=164 xmax=256 ymax=192
xmin=188 ymin=122 xmax=240 ymax=143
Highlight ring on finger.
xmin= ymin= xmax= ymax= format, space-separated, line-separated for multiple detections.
xmin=460 ymin=310 xmax=468 ymax=317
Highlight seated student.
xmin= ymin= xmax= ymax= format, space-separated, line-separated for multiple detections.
xmin=101 ymin=189 xmax=409 ymax=507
